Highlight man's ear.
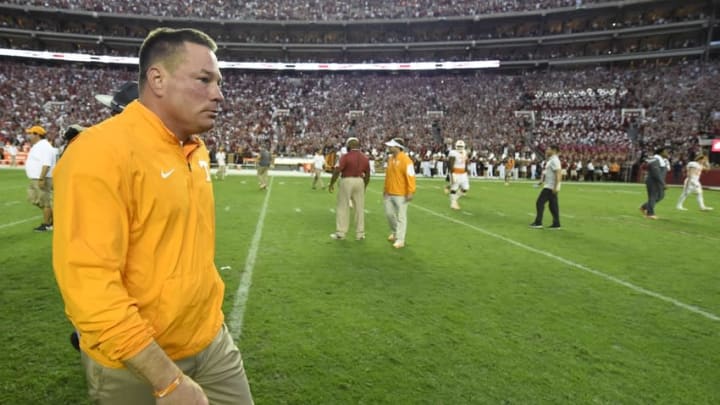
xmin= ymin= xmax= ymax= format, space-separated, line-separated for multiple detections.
xmin=146 ymin=65 xmax=165 ymax=96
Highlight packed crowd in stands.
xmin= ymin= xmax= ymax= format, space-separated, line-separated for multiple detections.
xmin=7 ymin=0 xmax=613 ymax=21
xmin=1 ymin=59 xmax=718 ymax=173
xmin=1 ymin=1 xmax=705 ymax=45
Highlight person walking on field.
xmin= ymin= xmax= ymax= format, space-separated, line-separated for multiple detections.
xmin=328 ymin=137 xmax=370 ymax=241
xmin=640 ymin=146 xmax=670 ymax=220
xmin=257 ymin=143 xmax=272 ymax=190
xmin=383 ymin=138 xmax=416 ymax=249
xmin=215 ymin=147 xmax=227 ymax=180
xmin=447 ymin=139 xmax=470 ymax=211
xmin=312 ymin=148 xmax=326 ymax=189
xmin=676 ymin=154 xmax=713 ymax=211
xmin=530 ymin=144 xmax=562 ymax=229
xmin=52 ymin=27 xmax=253 ymax=405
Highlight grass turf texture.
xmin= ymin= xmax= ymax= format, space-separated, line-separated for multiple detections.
xmin=1 ymin=168 xmax=718 ymax=404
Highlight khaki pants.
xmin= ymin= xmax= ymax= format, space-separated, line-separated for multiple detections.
xmin=257 ymin=166 xmax=269 ymax=187
xmin=82 ymin=324 xmax=253 ymax=405
xmin=383 ymin=194 xmax=409 ymax=242
xmin=312 ymin=168 xmax=324 ymax=189
xmin=335 ymin=177 xmax=365 ymax=238
xmin=27 ymin=178 xmax=53 ymax=208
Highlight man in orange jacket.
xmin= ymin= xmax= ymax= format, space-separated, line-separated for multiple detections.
xmin=53 ymin=28 xmax=253 ymax=405
xmin=383 ymin=138 xmax=416 ymax=249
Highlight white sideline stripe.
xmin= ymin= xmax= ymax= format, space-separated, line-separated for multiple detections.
xmin=229 ymin=177 xmax=273 ymax=337
xmin=0 ymin=216 xmax=42 ymax=229
xmin=413 ymin=204 xmax=720 ymax=322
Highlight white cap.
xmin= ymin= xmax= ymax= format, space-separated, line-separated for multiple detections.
xmin=384 ymin=138 xmax=405 ymax=150
xmin=455 ymin=140 xmax=465 ymax=149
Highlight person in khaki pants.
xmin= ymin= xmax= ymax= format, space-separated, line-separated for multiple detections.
xmin=52 ymin=28 xmax=253 ymax=405
xmin=382 ymin=138 xmax=416 ymax=249
xmin=328 ymin=137 xmax=371 ymax=241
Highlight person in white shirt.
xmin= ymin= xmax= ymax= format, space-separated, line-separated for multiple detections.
xmin=311 ymin=149 xmax=326 ymax=189
xmin=468 ymin=153 xmax=478 ymax=177
xmin=530 ymin=144 xmax=562 ymax=229
xmin=676 ymin=154 xmax=713 ymax=211
xmin=447 ymin=140 xmax=470 ymax=210
xmin=24 ymin=125 xmax=56 ymax=232
xmin=215 ymin=147 xmax=227 ymax=180
xmin=6 ymin=142 xmax=18 ymax=167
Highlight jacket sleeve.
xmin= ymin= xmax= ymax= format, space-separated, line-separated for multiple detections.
xmin=405 ymin=155 xmax=417 ymax=194
xmin=53 ymin=133 xmax=155 ymax=364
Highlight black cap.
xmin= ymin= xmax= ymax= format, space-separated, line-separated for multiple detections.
xmin=95 ymin=81 xmax=139 ymax=115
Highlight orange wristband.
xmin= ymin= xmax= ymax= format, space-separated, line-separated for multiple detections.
xmin=153 ymin=373 xmax=184 ymax=399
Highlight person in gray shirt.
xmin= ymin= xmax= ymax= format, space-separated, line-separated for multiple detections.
xmin=257 ymin=144 xmax=272 ymax=190
xmin=640 ymin=146 xmax=670 ymax=219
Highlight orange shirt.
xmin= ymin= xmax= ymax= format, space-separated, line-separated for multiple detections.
xmin=384 ymin=151 xmax=416 ymax=196
xmin=505 ymin=158 xmax=515 ymax=170
xmin=53 ymin=101 xmax=224 ymax=368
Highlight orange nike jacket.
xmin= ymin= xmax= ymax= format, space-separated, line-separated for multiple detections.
xmin=53 ymin=101 xmax=225 ymax=368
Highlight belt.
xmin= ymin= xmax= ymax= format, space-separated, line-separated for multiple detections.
xmin=341 ymin=176 xmax=362 ymax=178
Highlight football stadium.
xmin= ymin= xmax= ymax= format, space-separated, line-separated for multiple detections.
xmin=1 ymin=1 xmax=719 ymax=404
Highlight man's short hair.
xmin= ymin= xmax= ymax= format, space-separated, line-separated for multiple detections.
xmin=138 ymin=28 xmax=217 ymax=89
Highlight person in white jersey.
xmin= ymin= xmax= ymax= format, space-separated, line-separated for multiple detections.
xmin=676 ymin=154 xmax=713 ymax=211
xmin=447 ymin=139 xmax=470 ymax=210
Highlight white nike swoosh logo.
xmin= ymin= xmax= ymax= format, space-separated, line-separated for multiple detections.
xmin=161 ymin=169 xmax=175 ymax=179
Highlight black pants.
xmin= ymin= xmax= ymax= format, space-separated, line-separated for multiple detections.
xmin=641 ymin=180 xmax=665 ymax=215
xmin=534 ymin=188 xmax=560 ymax=226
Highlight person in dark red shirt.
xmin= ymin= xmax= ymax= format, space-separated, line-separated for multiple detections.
xmin=328 ymin=137 xmax=371 ymax=240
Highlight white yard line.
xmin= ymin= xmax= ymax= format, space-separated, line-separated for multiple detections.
xmin=228 ymin=177 xmax=273 ymax=337
xmin=413 ymin=203 xmax=720 ymax=322
xmin=0 ymin=216 xmax=42 ymax=229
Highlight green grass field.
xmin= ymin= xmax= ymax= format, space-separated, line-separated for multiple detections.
xmin=1 ymin=167 xmax=719 ymax=404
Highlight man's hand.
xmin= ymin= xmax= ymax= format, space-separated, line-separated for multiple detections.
xmin=156 ymin=375 xmax=208 ymax=405
xmin=328 ymin=184 xmax=335 ymax=193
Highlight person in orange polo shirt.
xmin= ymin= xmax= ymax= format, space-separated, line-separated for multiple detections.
xmin=504 ymin=156 xmax=515 ymax=185
xmin=383 ymin=137 xmax=416 ymax=249
xmin=52 ymin=28 xmax=253 ymax=405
